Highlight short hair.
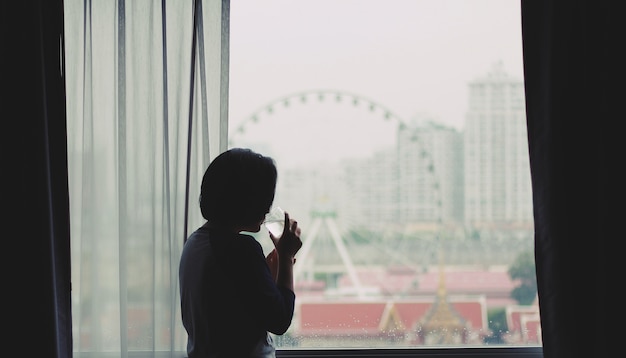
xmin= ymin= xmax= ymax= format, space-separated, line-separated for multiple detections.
xmin=199 ymin=148 xmax=277 ymax=227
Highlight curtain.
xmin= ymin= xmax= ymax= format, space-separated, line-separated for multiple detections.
xmin=522 ymin=0 xmax=623 ymax=357
xmin=4 ymin=1 xmax=72 ymax=357
xmin=63 ymin=0 xmax=229 ymax=356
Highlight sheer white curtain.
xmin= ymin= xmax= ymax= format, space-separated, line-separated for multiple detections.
xmin=64 ymin=0 xmax=229 ymax=355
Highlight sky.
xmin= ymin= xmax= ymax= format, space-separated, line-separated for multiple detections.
xmin=227 ymin=0 xmax=524 ymax=167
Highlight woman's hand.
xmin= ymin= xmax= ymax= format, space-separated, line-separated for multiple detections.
xmin=269 ymin=211 xmax=302 ymax=292
xmin=269 ymin=211 xmax=302 ymax=261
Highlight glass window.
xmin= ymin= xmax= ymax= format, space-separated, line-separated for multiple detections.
xmin=65 ymin=0 xmax=541 ymax=355
xmin=229 ymin=0 xmax=539 ymax=349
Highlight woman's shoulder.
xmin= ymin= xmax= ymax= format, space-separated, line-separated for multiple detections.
xmin=185 ymin=227 xmax=263 ymax=253
xmin=235 ymin=232 xmax=264 ymax=251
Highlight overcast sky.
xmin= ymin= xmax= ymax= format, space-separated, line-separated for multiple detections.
xmin=227 ymin=0 xmax=524 ymax=167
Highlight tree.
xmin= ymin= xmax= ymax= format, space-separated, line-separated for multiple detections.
xmin=484 ymin=308 xmax=508 ymax=344
xmin=508 ymin=250 xmax=537 ymax=305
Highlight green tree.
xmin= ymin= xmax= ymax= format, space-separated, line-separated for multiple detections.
xmin=508 ymin=250 xmax=537 ymax=305
xmin=484 ymin=308 xmax=508 ymax=344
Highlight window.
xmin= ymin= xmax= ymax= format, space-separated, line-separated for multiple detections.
xmin=229 ymin=0 xmax=540 ymax=351
xmin=65 ymin=0 xmax=542 ymax=356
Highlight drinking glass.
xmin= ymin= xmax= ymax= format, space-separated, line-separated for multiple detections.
xmin=264 ymin=206 xmax=285 ymax=238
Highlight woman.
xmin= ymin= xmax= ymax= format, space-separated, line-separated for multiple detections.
xmin=179 ymin=148 xmax=302 ymax=357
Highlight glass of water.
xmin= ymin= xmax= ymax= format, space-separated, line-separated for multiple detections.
xmin=264 ymin=206 xmax=285 ymax=238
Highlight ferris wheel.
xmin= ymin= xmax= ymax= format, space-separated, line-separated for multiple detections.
xmin=230 ymin=89 xmax=445 ymax=297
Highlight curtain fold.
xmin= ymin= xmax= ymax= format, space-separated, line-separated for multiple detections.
xmin=4 ymin=1 xmax=72 ymax=357
xmin=63 ymin=0 xmax=229 ymax=355
xmin=521 ymin=1 xmax=623 ymax=357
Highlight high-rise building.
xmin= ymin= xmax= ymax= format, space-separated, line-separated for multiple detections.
xmin=463 ymin=62 xmax=532 ymax=229
xmin=396 ymin=118 xmax=464 ymax=231
xmin=333 ymin=118 xmax=463 ymax=234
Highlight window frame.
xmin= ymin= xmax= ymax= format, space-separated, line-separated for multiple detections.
xmin=75 ymin=347 xmax=544 ymax=357
xmin=276 ymin=347 xmax=543 ymax=357
xmin=80 ymin=346 xmax=543 ymax=358
xmin=224 ymin=1 xmax=542 ymax=357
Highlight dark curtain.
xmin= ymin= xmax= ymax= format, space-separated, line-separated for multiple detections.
xmin=522 ymin=1 xmax=624 ymax=357
xmin=3 ymin=1 xmax=72 ymax=357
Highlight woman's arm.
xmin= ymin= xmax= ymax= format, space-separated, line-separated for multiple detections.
xmin=266 ymin=249 xmax=278 ymax=282
xmin=270 ymin=212 xmax=302 ymax=292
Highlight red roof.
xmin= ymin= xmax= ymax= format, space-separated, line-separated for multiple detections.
xmin=505 ymin=304 xmax=541 ymax=344
xmin=328 ymin=267 xmax=517 ymax=307
xmin=299 ymin=301 xmax=387 ymax=335
xmin=413 ymin=270 xmax=515 ymax=293
xmin=296 ymin=296 xmax=487 ymax=337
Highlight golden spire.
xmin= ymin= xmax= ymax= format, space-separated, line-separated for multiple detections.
xmin=418 ymin=248 xmax=466 ymax=344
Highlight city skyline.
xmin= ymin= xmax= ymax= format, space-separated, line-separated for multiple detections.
xmin=230 ymin=64 xmax=532 ymax=235
xmin=229 ymin=0 xmax=524 ymax=168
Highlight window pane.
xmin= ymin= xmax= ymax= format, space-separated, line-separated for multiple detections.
xmin=229 ymin=0 xmax=539 ymax=349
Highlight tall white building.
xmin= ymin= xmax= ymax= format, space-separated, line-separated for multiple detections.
xmin=336 ymin=119 xmax=463 ymax=234
xmin=463 ymin=63 xmax=533 ymax=229
xmin=396 ymin=119 xmax=464 ymax=231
